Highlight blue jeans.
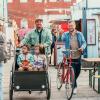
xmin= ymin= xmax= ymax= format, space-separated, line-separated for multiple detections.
xmin=0 ymin=63 xmax=3 ymax=100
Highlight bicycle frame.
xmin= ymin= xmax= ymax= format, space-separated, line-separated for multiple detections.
xmin=61 ymin=52 xmax=73 ymax=83
xmin=57 ymin=49 xmax=76 ymax=100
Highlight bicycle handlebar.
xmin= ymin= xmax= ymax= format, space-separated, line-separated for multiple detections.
xmin=66 ymin=49 xmax=78 ymax=52
xmin=57 ymin=47 xmax=78 ymax=52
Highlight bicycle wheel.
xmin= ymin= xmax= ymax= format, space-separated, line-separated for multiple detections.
xmin=56 ymin=63 xmax=63 ymax=90
xmin=9 ymin=71 xmax=13 ymax=100
xmin=46 ymin=73 xmax=51 ymax=100
xmin=65 ymin=66 xmax=75 ymax=100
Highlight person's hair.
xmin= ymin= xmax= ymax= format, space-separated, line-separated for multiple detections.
xmin=35 ymin=19 xmax=43 ymax=23
xmin=22 ymin=45 xmax=30 ymax=51
xmin=39 ymin=46 xmax=45 ymax=55
xmin=34 ymin=45 xmax=40 ymax=48
xmin=68 ymin=20 xmax=76 ymax=25
xmin=34 ymin=45 xmax=45 ymax=54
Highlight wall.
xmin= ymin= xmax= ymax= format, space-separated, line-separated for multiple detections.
xmin=71 ymin=0 xmax=100 ymax=58
xmin=8 ymin=0 xmax=76 ymax=28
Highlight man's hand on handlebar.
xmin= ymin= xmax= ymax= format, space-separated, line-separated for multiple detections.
xmin=39 ymin=44 xmax=44 ymax=48
xmin=78 ymin=48 xmax=83 ymax=53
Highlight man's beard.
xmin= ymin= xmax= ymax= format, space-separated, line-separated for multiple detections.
xmin=69 ymin=29 xmax=74 ymax=33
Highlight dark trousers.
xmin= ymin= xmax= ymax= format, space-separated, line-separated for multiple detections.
xmin=71 ymin=58 xmax=81 ymax=88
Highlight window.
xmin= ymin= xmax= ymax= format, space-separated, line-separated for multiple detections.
xmin=35 ymin=0 xmax=42 ymax=2
xmin=21 ymin=18 xmax=28 ymax=28
xmin=49 ymin=0 xmax=61 ymax=2
xmin=20 ymin=0 xmax=27 ymax=3
xmin=49 ymin=0 xmax=57 ymax=2
xmin=8 ymin=0 xmax=13 ymax=3
xmin=64 ymin=0 xmax=71 ymax=2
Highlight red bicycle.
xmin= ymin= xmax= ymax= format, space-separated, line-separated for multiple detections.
xmin=56 ymin=49 xmax=77 ymax=100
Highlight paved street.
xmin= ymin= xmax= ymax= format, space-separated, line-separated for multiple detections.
xmin=3 ymin=59 xmax=100 ymax=100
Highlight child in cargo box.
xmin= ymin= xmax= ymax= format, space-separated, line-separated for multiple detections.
xmin=33 ymin=45 xmax=47 ymax=71
xmin=17 ymin=45 xmax=34 ymax=71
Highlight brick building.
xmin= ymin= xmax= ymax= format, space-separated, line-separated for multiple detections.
xmin=8 ymin=0 xmax=76 ymax=28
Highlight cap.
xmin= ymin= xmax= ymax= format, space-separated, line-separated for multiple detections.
xmin=35 ymin=18 xmax=43 ymax=23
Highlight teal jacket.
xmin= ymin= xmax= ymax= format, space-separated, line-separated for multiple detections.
xmin=17 ymin=53 xmax=34 ymax=66
xmin=62 ymin=31 xmax=86 ymax=52
xmin=21 ymin=28 xmax=52 ymax=53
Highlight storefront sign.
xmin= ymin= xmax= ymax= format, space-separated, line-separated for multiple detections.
xmin=87 ymin=19 xmax=96 ymax=45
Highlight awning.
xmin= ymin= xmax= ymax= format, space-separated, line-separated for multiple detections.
xmin=49 ymin=19 xmax=69 ymax=24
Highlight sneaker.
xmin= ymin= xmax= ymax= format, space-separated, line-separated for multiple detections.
xmin=73 ymin=88 xmax=77 ymax=94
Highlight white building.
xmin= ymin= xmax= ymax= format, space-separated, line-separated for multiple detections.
xmin=0 ymin=0 xmax=15 ymax=50
xmin=0 ymin=0 xmax=8 ymax=40
xmin=71 ymin=0 xmax=100 ymax=58
xmin=0 ymin=0 xmax=8 ymax=25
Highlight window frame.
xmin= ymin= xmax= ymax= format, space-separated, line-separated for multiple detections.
xmin=64 ymin=0 xmax=71 ymax=2
xmin=49 ymin=0 xmax=57 ymax=2
xmin=8 ymin=0 xmax=13 ymax=3
xmin=35 ymin=0 xmax=43 ymax=2
xmin=20 ymin=0 xmax=28 ymax=3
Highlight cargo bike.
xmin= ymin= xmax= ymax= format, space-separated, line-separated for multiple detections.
xmin=9 ymin=47 xmax=51 ymax=100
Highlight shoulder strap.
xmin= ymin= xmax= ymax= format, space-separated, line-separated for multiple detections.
xmin=0 ymin=34 xmax=4 ymax=43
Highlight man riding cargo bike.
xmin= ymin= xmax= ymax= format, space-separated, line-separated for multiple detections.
xmin=9 ymin=19 xmax=52 ymax=100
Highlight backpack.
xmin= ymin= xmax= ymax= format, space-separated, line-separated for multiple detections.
xmin=0 ymin=34 xmax=5 ymax=43
xmin=0 ymin=34 xmax=7 ymax=62
xmin=0 ymin=46 xmax=6 ymax=62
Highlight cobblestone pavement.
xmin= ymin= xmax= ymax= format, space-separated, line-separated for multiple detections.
xmin=3 ymin=59 xmax=100 ymax=100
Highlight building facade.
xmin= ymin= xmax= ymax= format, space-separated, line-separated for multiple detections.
xmin=0 ymin=0 xmax=8 ymax=36
xmin=8 ymin=0 xmax=76 ymax=28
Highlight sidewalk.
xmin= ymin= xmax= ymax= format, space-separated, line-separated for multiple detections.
xmin=3 ymin=59 xmax=100 ymax=100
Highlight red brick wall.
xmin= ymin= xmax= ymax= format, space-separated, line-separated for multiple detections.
xmin=8 ymin=0 xmax=76 ymax=28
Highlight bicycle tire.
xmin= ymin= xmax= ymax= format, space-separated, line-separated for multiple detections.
xmin=46 ymin=73 xmax=51 ymax=100
xmin=9 ymin=71 xmax=13 ymax=100
xmin=56 ymin=63 xmax=63 ymax=90
xmin=65 ymin=66 xmax=75 ymax=100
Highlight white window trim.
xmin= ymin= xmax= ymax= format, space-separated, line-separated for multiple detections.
xmin=49 ymin=0 xmax=57 ymax=2
xmin=35 ymin=0 xmax=43 ymax=2
xmin=64 ymin=0 xmax=71 ymax=2
xmin=20 ymin=0 xmax=28 ymax=3
xmin=21 ymin=18 xmax=28 ymax=28
xmin=8 ymin=0 xmax=13 ymax=3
